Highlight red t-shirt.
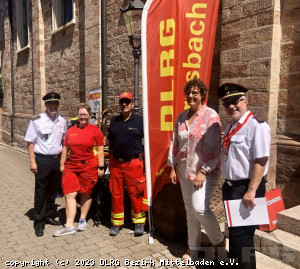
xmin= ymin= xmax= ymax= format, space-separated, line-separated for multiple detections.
xmin=64 ymin=124 xmax=104 ymax=161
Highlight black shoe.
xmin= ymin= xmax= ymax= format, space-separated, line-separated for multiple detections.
xmin=45 ymin=217 xmax=61 ymax=226
xmin=109 ymin=225 xmax=121 ymax=236
xmin=35 ymin=226 xmax=44 ymax=237
xmin=134 ymin=223 xmax=144 ymax=236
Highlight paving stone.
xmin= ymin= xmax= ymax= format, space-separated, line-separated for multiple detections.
xmin=99 ymin=245 xmax=119 ymax=255
xmin=44 ymin=239 xmax=67 ymax=249
xmin=64 ymin=241 xmax=86 ymax=251
xmin=0 ymin=144 xmax=295 ymax=269
xmin=77 ymin=244 xmax=99 ymax=255
xmin=110 ymin=248 xmax=132 ymax=259
xmin=0 ymin=247 xmax=16 ymax=256
xmin=13 ymin=242 xmax=37 ymax=252
xmin=116 ymin=239 xmax=137 ymax=249
xmin=25 ymin=245 xmax=48 ymax=256
xmin=95 ymin=239 xmax=114 ymax=248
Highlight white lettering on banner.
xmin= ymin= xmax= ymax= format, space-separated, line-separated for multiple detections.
xmin=267 ymin=196 xmax=281 ymax=206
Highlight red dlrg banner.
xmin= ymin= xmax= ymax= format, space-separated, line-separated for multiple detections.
xmin=142 ymin=0 xmax=220 ymax=203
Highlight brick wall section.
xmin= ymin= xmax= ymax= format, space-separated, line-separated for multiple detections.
xmin=0 ymin=0 xmax=5 ymax=147
xmin=276 ymin=0 xmax=300 ymax=208
xmin=1 ymin=0 xmax=11 ymax=114
xmin=106 ymin=0 xmax=142 ymax=115
xmin=219 ymin=0 xmax=281 ymax=187
xmin=13 ymin=0 xmax=34 ymax=116
xmin=106 ymin=0 xmax=221 ymax=115
xmin=0 ymin=0 xmax=5 ymax=76
xmin=1 ymin=0 xmax=102 ymax=146
xmin=278 ymin=0 xmax=300 ymax=137
xmin=1 ymin=0 xmax=12 ymax=144
xmin=32 ymin=0 xmax=45 ymax=114
xmin=219 ymin=0 xmax=278 ymax=123
xmin=41 ymin=0 xmax=101 ymax=118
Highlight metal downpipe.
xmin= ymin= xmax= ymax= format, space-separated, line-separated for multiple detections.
xmin=101 ymin=0 xmax=107 ymax=111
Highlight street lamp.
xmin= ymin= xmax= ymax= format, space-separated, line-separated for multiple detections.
xmin=120 ymin=0 xmax=144 ymax=114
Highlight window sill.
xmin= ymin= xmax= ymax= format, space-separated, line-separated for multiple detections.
xmin=17 ymin=45 xmax=30 ymax=54
xmin=51 ymin=20 xmax=76 ymax=35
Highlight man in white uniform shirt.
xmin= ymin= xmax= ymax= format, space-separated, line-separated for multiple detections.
xmin=218 ymin=83 xmax=271 ymax=269
xmin=25 ymin=92 xmax=67 ymax=237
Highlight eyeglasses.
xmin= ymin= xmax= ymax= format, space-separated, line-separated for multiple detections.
xmin=185 ymin=91 xmax=200 ymax=97
xmin=222 ymin=97 xmax=245 ymax=108
xmin=77 ymin=114 xmax=89 ymax=117
xmin=119 ymin=99 xmax=132 ymax=105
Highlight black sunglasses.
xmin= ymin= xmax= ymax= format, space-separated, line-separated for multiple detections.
xmin=119 ymin=99 xmax=132 ymax=105
xmin=46 ymin=101 xmax=59 ymax=105
xmin=222 ymin=97 xmax=245 ymax=108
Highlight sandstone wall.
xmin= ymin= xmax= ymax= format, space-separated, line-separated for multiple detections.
xmin=1 ymin=0 xmax=101 ymax=147
xmin=106 ymin=0 xmax=139 ymax=115
xmin=219 ymin=0 xmax=282 ymax=188
xmin=278 ymin=0 xmax=300 ymax=138
xmin=276 ymin=0 xmax=300 ymax=209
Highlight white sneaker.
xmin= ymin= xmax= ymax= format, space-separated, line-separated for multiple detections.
xmin=78 ymin=219 xmax=87 ymax=231
xmin=53 ymin=225 xmax=76 ymax=237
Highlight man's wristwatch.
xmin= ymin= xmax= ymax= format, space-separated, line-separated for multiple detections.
xmin=98 ymin=166 xmax=105 ymax=170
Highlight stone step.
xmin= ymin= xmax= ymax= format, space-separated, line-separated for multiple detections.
xmin=256 ymin=251 xmax=295 ymax=269
xmin=277 ymin=205 xmax=300 ymax=236
xmin=255 ymin=229 xmax=300 ymax=268
xmin=201 ymin=224 xmax=296 ymax=268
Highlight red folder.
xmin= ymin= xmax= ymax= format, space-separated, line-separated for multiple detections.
xmin=259 ymin=188 xmax=285 ymax=231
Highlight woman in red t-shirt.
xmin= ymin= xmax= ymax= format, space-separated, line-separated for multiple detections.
xmin=54 ymin=103 xmax=104 ymax=237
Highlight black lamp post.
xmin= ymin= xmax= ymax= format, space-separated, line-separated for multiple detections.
xmin=120 ymin=0 xmax=144 ymax=114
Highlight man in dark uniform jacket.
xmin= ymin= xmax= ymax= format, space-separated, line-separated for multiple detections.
xmin=218 ymin=83 xmax=271 ymax=269
xmin=24 ymin=92 xmax=67 ymax=237
xmin=108 ymin=91 xmax=147 ymax=236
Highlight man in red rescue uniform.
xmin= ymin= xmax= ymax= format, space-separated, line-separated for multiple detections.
xmin=108 ymin=91 xmax=147 ymax=236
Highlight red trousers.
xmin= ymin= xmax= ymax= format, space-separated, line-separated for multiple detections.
xmin=62 ymin=157 xmax=98 ymax=194
xmin=109 ymin=156 xmax=147 ymax=226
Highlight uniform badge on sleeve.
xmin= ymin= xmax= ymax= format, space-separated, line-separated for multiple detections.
xmin=32 ymin=115 xmax=41 ymax=121
xmin=253 ymin=114 xmax=265 ymax=123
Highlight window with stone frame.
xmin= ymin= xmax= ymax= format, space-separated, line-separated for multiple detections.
xmin=52 ymin=0 xmax=75 ymax=31
xmin=15 ymin=0 xmax=29 ymax=50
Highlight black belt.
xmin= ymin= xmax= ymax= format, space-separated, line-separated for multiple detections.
xmin=113 ymin=154 xmax=141 ymax=163
xmin=225 ymin=178 xmax=250 ymax=187
xmin=66 ymin=157 xmax=97 ymax=164
xmin=35 ymin=153 xmax=61 ymax=159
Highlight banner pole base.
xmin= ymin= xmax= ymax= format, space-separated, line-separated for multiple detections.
xmin=148 ymin=231 xmax=154 ymax=244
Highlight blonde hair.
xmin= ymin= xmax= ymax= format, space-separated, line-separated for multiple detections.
xmin=77 ymin=103 xmax=91 ymax=116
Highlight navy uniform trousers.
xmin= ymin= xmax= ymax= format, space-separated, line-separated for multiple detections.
xmin=34 ymin=154 xmax=61 ymax=229
xmin=222 ymin=177 xmax=265 ymax=269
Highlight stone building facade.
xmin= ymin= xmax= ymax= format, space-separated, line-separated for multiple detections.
xmin=0 ymin=0 xmax=299 ymax=233
xmin=218 ymin=0 xmax=300 ymax=208
xmin=0 ymin=0 xmax=102 ymax=148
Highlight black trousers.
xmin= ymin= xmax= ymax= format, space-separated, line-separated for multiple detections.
xmin=34 ymin=155 xmax=61 ymax=229
xmin=222 ymin=178 xmax=265 ymax=269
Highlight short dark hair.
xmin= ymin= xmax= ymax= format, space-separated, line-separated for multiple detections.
xmin=184 ymin=78 xmax=207 ymax=103
xmin=77 ymin=103 xmax=92 ymax=116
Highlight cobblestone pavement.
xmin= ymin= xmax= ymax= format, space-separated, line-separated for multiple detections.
xmin=1 ymin=144 xmax=222 ymax=269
